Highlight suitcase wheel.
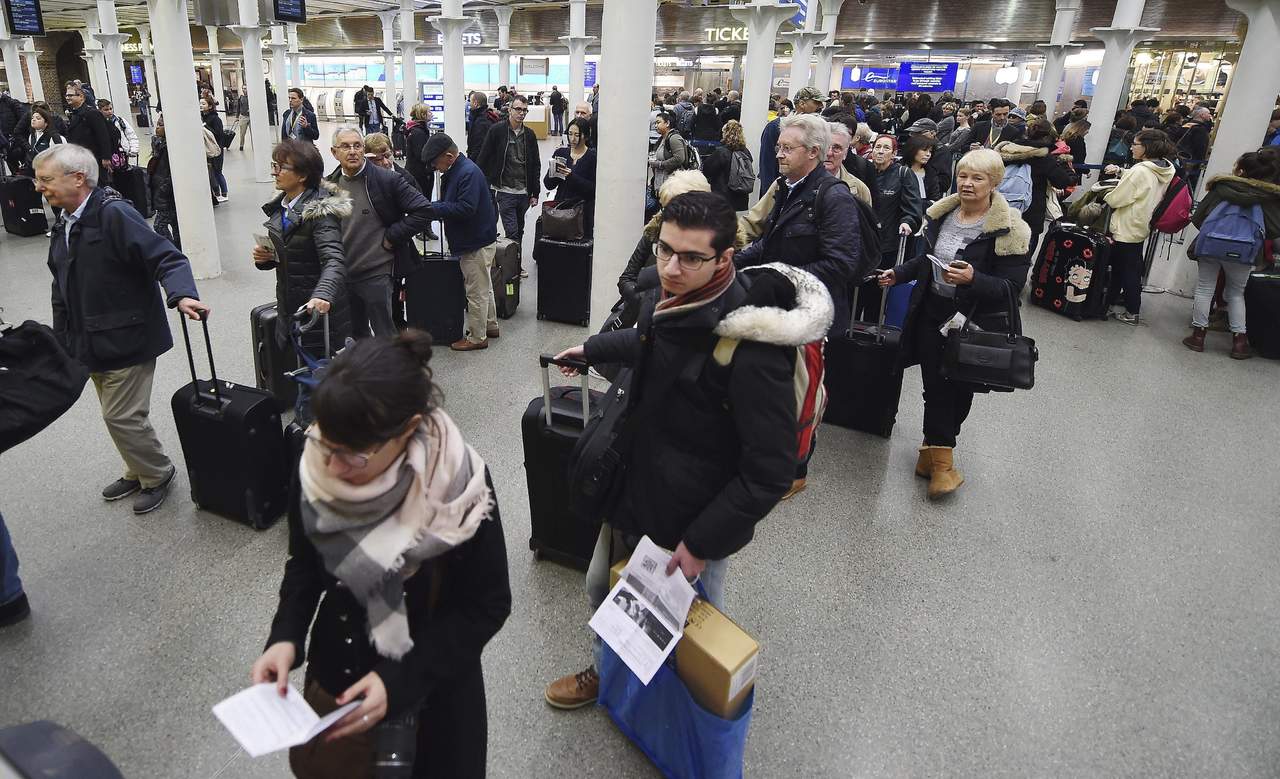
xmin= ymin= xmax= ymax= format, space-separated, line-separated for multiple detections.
xmin=580 ymin=319 xmax=589 ymax=327
xmin=537 ymin=313 xmax=545 ymax=320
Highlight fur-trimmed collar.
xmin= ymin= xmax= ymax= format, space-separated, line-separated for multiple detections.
xmin=264 ymin=181 xmax=353 ymax=221
xmin=994 ymin=141 xmax=1049 ymax=162
xmin=714 ymin=263 xmax=833 ymax=347
xmin=642 ymin=211 xmax=749 ymax=250
xmin=1207 ymin=174 xmax=1280 ymax=201
xmin=926 ymin=193 xmax=1031 ymax=257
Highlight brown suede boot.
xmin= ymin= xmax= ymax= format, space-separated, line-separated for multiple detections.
xmin=915 ymin=445 xmax=930 ymax=479
xmin=922 ymin=446 xmax=964 ymax=500
xmin=1230 ymin=333 xmax=1253 ymax=360
xmin=1181 ymin=326 xmax=1206 ymax=352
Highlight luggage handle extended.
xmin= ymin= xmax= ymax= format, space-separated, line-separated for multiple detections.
xmin=178 ymin=311 xmax=224 ymax=407
xmin=847 ymin=234 xmax=906 ymax=339
xmin=292 ymin=306 xmax=331 ymax=357
xmin=539 ymin=353 xmax=591 ymax=426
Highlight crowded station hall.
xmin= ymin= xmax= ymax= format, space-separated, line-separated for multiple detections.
xmin=1 ymin=0 xmax=1279 ymax=776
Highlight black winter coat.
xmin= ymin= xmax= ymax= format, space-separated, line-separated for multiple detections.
xmin=147 ymin=139 xmax=175 ymax=216
xmin=719 ymin=101 xmax=741 ymax=127
xmin=466 ymin=108 xmax=500 ymax=161
xmin=258 ymin=185 xmax=352 ymax=353
xmin=690 ymin=104 xmax=720 ymax=142
xmin=475 ymin=120 xmax=541 ymax=200
xmin=405 ymin=121 xmax=433 ymax=193
xmin=544 ymin=146 xmax=596 ymax=232
xmin=324 ymin=161 xmax=433 ymax=278
xmin=47 ymin=187 xmax=200 ymax=373
xmin=0 ymin=94 xmax=22 ymax=138
xmin=64 ymin=104 xmax=115 ymax=163
xmin=871 ymin=162 xmax=923 ymax=256
xmin=266 ymin=469 xmax=512 ymax=725
xmin=994 ymin=140 xmax=1076 ymax=232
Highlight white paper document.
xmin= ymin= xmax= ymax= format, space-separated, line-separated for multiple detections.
xmin=212 ymin=683 xmax=360 ymax=758
xmin=589 ymin=536 xmax=698 ymax=685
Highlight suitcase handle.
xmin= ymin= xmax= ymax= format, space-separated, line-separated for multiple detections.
xmin=293 ymin=306 xmax=331 ymax=357
xmin=538 ymin=353 xmax=591 ymax=426
xmin=849 ymin=274 xmax=891 ymax=340
xmin=178 ymin=311 xmax=223 ymax=405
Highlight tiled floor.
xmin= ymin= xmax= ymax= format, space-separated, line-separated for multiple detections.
xmin=1 ymin=124 xmax=1277 ymax=777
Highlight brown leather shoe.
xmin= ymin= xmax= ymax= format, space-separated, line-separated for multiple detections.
xmin=1182 ymin=326 xmax=1206 ymax=352
xmin=545 ymin=666 xmax=599 ymax=710
xmin=487 ymin=326 xmax=501 ymax=339
xmin=1230 ymin=333 xmax=1253 ymax=360
xmin=779 ymin=478 xmax=807 ymax=500
xmin=450 ymin=338 xmax=488 ymax=352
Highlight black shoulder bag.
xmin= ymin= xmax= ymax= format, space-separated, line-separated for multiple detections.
xmin=941 ymin=281 xmax=1038 ymax=392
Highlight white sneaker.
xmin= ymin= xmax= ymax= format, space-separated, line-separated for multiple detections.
xmin=216 ymin=195 xmax=229 ymax=203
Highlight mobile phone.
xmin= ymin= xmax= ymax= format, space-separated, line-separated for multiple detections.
xmin=949 ymin=260 xmax=969 ymax=269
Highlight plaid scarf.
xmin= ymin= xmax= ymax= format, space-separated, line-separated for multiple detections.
xmin=298 ymin=410 xmax=493 ymax=660
xmin=654 ymin=259 xmax=736 ymax=320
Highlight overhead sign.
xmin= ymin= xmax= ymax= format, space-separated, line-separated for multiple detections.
xmin=790 ymin=0 xmax=808 ymax=29
xmin=1082 ymin=66 xmax=1099 ymax=97
xmin=841 ymin=66 xmax=898 ymax=90
xmin=704 ymin=26 xmax=748 ymax=43
xmin=437 ymin=31 xmax=483 ymax=46
xmin=896 ymin=62 xmax=958 ymax=92
xmin=520 ymin=57 xmax=549 ymax=77
xmin=272 ymin=0 xmax=306 ymax=24
xmin=584 ymin=61 xmax=597 ymax=88
xmin=4 ymin=0 xmax=45 ymax=36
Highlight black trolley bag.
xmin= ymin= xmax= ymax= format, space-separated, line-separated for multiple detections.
xmin=171 ymin=313 xmax=288 ymax=529
xmin=533 ymin=223 xmax=593 ymax=326
xmin=112 ymin=166 xmax=154 ymax=219
xmin=491 ymin=236 xmax=522 ymax=319
xmin=250 ymin=301 xmax=299 ymax=412
xmin=0 ymin=175 xmax=47 ymax=237
xmin=1029 ymin=212 xmax=1112 ymax=321
xmin=822 ymin=280 xmax=904 ymax=438
xmin=522 ymin=354 xmax=603 ymax=570
xmin=1245 ymin=266 xmax=1280 ymax=359
xmin=402 ymin=219 xmax=466 ymax=344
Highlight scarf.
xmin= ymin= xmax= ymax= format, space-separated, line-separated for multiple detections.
xmin=654 ymin=259 xmax=736 ymax=320
xmin=298 ymin=409 xmax=493 ymax=660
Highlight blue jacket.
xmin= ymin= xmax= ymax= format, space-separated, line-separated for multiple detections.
xmin=281 ymin=107 xmax=319 ymax=141
xmin=48 ymin=187 xmax=199 ymax=373
xmin=432 ymin=155 xmax=498 ymax=254
xmin=758 ymin=117 xmax=780 ymax=193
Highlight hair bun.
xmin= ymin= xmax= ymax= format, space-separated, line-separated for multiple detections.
xmin=397 ymin=328 xmax=434 ymax=367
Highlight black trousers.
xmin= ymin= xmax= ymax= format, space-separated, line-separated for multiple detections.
xmin=916 ymin=315 xmax=974 ymax=448
xmin=1107 ymin=239 xmax=1144 ymax=314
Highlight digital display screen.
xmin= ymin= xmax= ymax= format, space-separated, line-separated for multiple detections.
xmin=841 ymin=67 xmax=898 ymax=90
xmin=273 ymin=0 xmax=306 ymax=24
xmin=896 ymin=62 xmax=958 ymax=92
xmin=129 ymin=64 xmax=144 ymax=84
xmin=5 ymin=0 xmax=45 ymax=36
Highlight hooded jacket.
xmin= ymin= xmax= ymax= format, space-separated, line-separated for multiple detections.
xmin=1104 ymin=158 xmax=1175 ymax=243
xmin=1192 ymin=175 xmax=1280 ymax=263
xmin=994 ymin=140 xmax=1077 ymax=232
xmin=582 ymin=264 xmax=832 ymax=560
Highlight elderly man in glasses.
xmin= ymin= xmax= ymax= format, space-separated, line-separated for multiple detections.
xmin=475 ymin=94 xmax=541 ymax=278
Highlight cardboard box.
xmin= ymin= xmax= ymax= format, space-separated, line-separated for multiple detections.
xmin=607 ymin=558 xmax=759 ymax=719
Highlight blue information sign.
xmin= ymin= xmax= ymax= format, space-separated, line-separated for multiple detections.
xmin=896 ymin=62 xmax=958 ymax=92
xmin=841 ymin=67 xmax=899 ymax=91
xmin=5 ymin=0 xmax=45 ymax=36
xmin=584 ymin=61 xmax=597 ymax=88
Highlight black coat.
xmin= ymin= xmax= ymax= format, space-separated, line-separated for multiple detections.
xmin=582 ymin=278 xmax=798 ymax=560
xmin=47 ymin=187 xmax=200 ymax=373
xmin=405 ymin=121 xmax=433 ymax=192
xmin=701 ymin=144 xmax=749 ymax=211
xmin=65 ymin=104 xmax=115 ymax=163
xmin=324 ymin=161 xmax=433 ymax=278
xmin=736 ymin=167 xmax=868 ymax=334
xmin=871 ymin=162 xmax=923 ymax=255
xmin=969 ymin=121 xmax=1022 ymax=149
xmin=466 ymin=107 xmax=500 ymax=161
xmin=0 ymin=94 xmax=22 ymax=138
xmin=266 ymin=469 xmax=512 ymax=727
xmin=690 ymin=104 xmax=720 ymax=142
xmin=843 ymin=152 xmax=878 ymax=203
xmin=925 ymin=143 xmax=953 ymax=198
xmin=258 ymin=185 xmax=353 ymax=352
xmin=280 ymin=107 xmax=319 ymax=141
xmin=147 ymin=139 xmax=175 ymax=216
xmin=719 ymin=101 xmax=741 ymax=127
xmin=544 ymin=146 xmax=596 ymax=232
xmin=995 ymin=140 xmax=1076 ymax=232
xmin=23 ymin=131 xmax=61 ymax=174
xmin=475 ymin=120 xmax=541 ymax=200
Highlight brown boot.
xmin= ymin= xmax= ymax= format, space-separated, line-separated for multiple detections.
xmin=915 ymin=445 xmax=930 ymax=479
xmin=1181 ymin=326 xmax=1206 ymax=352
xmin=545 ymin=666 xmax=599 ymax=710
xmin=780 ymin=478 xmax=807 ymax=500
xmin=1230 ymin=333 xmax=1253 ymax=360
xmin=922 ymin=446 xmax=964 ymax=500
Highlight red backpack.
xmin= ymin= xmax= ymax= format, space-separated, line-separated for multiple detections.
xmin=1150 ymin=175 xmax=1193 ymax=234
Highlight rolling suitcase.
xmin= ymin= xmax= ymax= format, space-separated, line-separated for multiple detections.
xmin=171 ymin=314 xmax=289 ymax=529
xmin=1029 ymin=219 xmax=1112 ymax=320
xmin=1245 ymin=269 xmax=1280 ymax=359
xmin=522 ymin=354 xmax=603 ymax=571
xmin=250 ymin=302 xmax=299 ymax=412
xmin=533 ymin=231 xmax=593 ymax=326
xmin=0 ymin=176 xmax=47 ymax=237
xmin=404 ymin=256 xmax=465 ymax=345
xmin=491 ymin=237 xmax=521 ymax=319
xmin=822 ymin=284 xmax=903 ymax=438
xmin=112 ymin=166 xmax=154 ymax=219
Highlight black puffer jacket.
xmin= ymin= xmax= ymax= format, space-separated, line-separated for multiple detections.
xmin=258 ymin=184 xmax=352 ymax=353
xmin=871 ymin=161 xmax=923 ymax=256
xmin=405 ymin=120 xmax=433 ymax=194
xmin=583 ymin=265 xmax=833 ymax=560
xmin=147 ymin=138 xmax=175 ymax=216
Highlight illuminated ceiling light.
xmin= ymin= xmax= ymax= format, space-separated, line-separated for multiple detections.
xmin=995 ymin=65 xmax=1019 ymax=85
xmin=1134 ymin=52 xmax=1154 ymax=65
xmin=1091 ymin=70 xmax=1100 ymax=86
xmin=956 ymin=68 xmax=968 ymax=84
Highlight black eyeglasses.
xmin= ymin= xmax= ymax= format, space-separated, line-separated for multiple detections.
xmin=653 ymin=240 xmax=720 ymax=271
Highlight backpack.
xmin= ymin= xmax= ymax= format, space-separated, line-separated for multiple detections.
xmin=997 ymin=163 xmax=1033 ymax=213
xmin=1106 ymin=134 xmax=1130 ymax=163
xmin=728 ymin=149 xmax=755 ymax=194
xmin=675 ymin=135 xmax=700 ymax=171
xmin=1193 ymin=201 xmax=1266 ymax=264
xmin=1150 ymin=174 xmax=1192 ymax=234
xmin=202 ymin=128 xmax=221 ymax=158
xmin=804 ymin=177 xmax=882 ymax=267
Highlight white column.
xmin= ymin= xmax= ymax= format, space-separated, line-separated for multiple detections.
xmin=1202 ymin=0 xmax=1280 ymax=186
xmin=593 ymin=0 xmax=659 ymax=328
xmin=1036 ymin=0 xmax=1083 ymax=115
xmin=811 ymin=0 xmax=846 ymax=94
xmin=1082 ymin=0 xmax=1159 ymax=173
xmin=92 ymin=1 xmax=132 ymax=116
xmin=376 ymin=10 xmax=398 ymax=121
xmin=229 ymin=23 xmax=274 ymax=184
xmin=268 ymin=25 xmax=288 ymax=109
xmin=782 ymin=29 xmax=824 ymax=93
xmin=730 ymin=54 xmax=743 ymax=91
xmin=429 ymin=0 xmax=468 ymax=142
xmin=397 ymin=0 xmax=422 ymax=117
xmin=492 ymin=6 xmax=513 ymax=89
xmin=560 ymin=0 xmax=593 ymax=104
xmin=136 ymin=25 xmax=158 ymax=112
xmin=205 ymin=26 xmax=227 ymax=112
xmin=148 ymin=0 xmax=221 ymax=279
xmin=731 ymin=0 xmax=801 ymax=200
xmin=0 ymin=40 xmax=22 ymax=102
xmin=20 ymin=38 xmax=42 ymax=102
xmin=81 ymin=11 xmax=109 ymax=102
xmin=287 ymin=22 xmax=302 ymax=89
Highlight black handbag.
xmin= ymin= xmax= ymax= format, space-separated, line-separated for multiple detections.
xmin=542 ymin=199 xmax=585 ymax=241
xmin=942 ymin=283 xmax=1038 ymax=391
xmin=0 ymin=318 xmax=90 ymax=454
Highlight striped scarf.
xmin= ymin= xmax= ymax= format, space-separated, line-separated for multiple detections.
xmin=298 ymin=409 xmax=493 ymax=660
xmin=654 ymin=259 xmax=736 ymax=320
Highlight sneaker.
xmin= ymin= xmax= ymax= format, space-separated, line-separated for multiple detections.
xmin=216 ymin=195 xmax=229 ymax=203
xmin=102 ymin=477 xmax=141 ymax=501
xmin=519 ymin=270 xmax=529 ymax=279
xmin=0 ymin=592 xmax=30 ymax=628
xmin=132 ymin=466 xmax=177 ymax=515
xmin=545 ymin=666 xmax=599 ymax=710
xmin=1115 ymin=312 xmax=1140 ymax=326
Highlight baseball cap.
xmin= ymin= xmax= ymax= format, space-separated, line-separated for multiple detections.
xmin=793 ymin=86 xmax=825 ymax=104
xmin=421 ymin=132 xmax=456 ymax=166
xmin=907 ymin=118 xmax=938 ymax=134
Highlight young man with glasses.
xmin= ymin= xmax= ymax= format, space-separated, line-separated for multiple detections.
xmin=475 ymin=95 xmax=541 ymax=277
xmin=544 ymin=191 xmax=831 ymax=710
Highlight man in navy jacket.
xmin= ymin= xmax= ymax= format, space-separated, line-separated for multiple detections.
xmin=35 ymin=143 xmax=210 ymax=515
xmin=422 ymin=133 xmax=500 ymax=352
xmin=281 ymin=88 xmax=319 ymax=142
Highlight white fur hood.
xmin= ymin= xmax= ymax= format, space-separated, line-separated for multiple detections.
xmin=714 ymin=263 xmax=834 ymax=347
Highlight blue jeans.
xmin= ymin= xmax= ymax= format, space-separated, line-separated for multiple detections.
xmin=0 ymin=510 xmax=22 ymax=604
xmin=552 ymin=111 xmax=565 ymax=135
xmin=586 ymin=524 xmax=728 ymax=670
xmin=208 ymin=154 xmax=227 ymax=197
xmin=493 ymin=190 xmax=530 ymax=253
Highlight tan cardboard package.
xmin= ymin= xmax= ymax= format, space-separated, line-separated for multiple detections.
xmin=607 ymin=559 xmax=759 ymax=718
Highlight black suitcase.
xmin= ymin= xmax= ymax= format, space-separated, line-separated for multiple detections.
xmin=491 ymin=237 xmax=521 ymax=319
xmin=1245 ymin=269 xmax=1280 ymax=359
xmin=112 ymin=166 xmax=154 ymax=219
xmin=404 ymin=256 xmax=465 ymax=345
xmin=1029 ymin=220 xmax=1112 ymax=320
xmin=522 ymin=354 xmax=603 ymax=570
xmin=533 ymin=232 xmax=593 ymax=326
xmin=822 ymin=285 xmax=903 ymax=438
xmin=250 ymin=301 xmax=299 ymax=412
xmin=0 ymin=176 xmax=47 ymax=237
xmin=171 ymin=314 xmax=289 ymax=529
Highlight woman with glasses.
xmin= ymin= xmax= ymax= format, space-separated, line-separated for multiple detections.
xmin=543 ymin=117 xmax=597 ymax=235
xmin=251 ymin=329 xmax=512 ymax=778
xmin=251 ymin=139 xmax=352 ymax=357
xmin=858 ymin=133 xmax=923 ymax=321
xmin=1101 ymin=128 xmax=1177 ymax=325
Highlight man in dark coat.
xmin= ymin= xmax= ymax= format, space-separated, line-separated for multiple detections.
xmin=969 ymin=99 xmax=1021 ymax=149
xmin=1177 ymin=107 xmax=1214 ymax=191
xmin=544 ymin=191 xmax=820 ymax=710
xmin=475 ymin=95 xmax=541 ymax=272
xmin=719 ymin=90 xmax=741 ymax=127
xmin=62 ymin=84 xmax=115 ymax=184
xmin=34 ymin=142 xmax=210 ymax=515
xmin=281 ymin=88 xmax=318 ymax=142
xmin=466 ymin=91 xmax=500 ymax=160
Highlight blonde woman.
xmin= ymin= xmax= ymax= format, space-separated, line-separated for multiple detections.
xmin=701 ymin=119 xmax=753 ymax=210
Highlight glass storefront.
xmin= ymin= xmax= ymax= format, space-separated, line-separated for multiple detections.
xmin=1128 ymin=43 xmax=1239 ymax=110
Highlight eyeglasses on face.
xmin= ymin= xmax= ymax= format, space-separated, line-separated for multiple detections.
xmin=305 ymin=432 xmax=387 ymax=469
xmin=270 ymin=162 xmax=295 ymax=173
xmin=775 ymin=143 xmax=804 ymax=155
xmin=653 ymin=240 xmax=719 ymax=271
xmin=510 ymin=106 xmax=528 ymax=113
xmin=335 ymin=142 xmax=364 ymax=151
